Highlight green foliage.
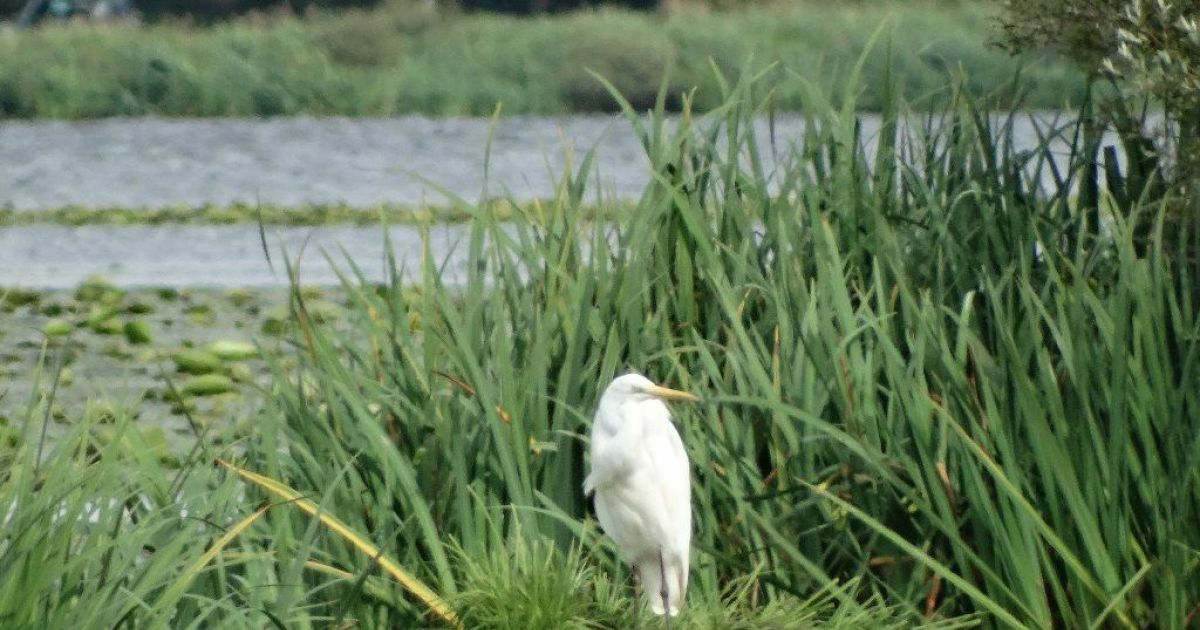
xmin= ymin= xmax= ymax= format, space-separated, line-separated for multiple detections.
xmin=549 ymin=13 xmax=677 ymax=111
xmin=0 ymin=387 xmax=249 ymax=626
xmin=458 ymin=0 xmax=656 ymax=14
xmin=314 ymin=7 xmax=405 ymax=66
xmin=0 ymin=20 xmax=373 ymax=118
xmin=0 ymin=201 xmax=499 ymax=226
xmin=451 ymin=539 xmax=971 ymax=629
xmin=3 ymin=62 xmax=1198 ymax=628
xmin=1104 ymin=0 xmax=1200 ymax=210
xmin=995 ymin=0 xmax=1122 ymax=65
xmin=235 ymin=66 xmax=1198 ymax=627
xmin=997 ymin=0 xmax=1200 ymax=227
xmin=452 ymin=538 xmax=628 ymax=629
xmin=0 ymin=4 xmax=1088 ymax=118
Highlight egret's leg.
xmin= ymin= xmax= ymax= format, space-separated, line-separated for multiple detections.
xmin=659 ymin=550 xmax=671 ymax=630
xmin=631 ymin=567 xmax=641 ymax=630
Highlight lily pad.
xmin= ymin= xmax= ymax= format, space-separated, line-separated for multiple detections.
xmin=228 ymin=362 xmax=255 ymax=383
xmin=75 ymin=276 xmax=120 ymax=303
xmin=2 ymin=288 xmax=40 ymax=308
xmin=226 ymin=288 xmax=256 ymax=308
xmin=174 ymin=349 xmax=222 ymax=375
xmin=42 ymin=319 xmax=73 ymax=338
xmin=304 ymin=299 xmax=342 ymax=324
xmin=208 ymin=340 xmax=257 ymax=361
xmin=84 ymin=401 xmax=120 ymax=424
xmin=94 ymin=320 xmax=125 ymax=336
xmin=125 ymin=300 xmax=156 ymax=315
xmin=100 ymin=342 xmax=132 ymax=359
xmin=261 ymin=318 xmax=288 ymax=336
xmin=184 ymin=303 xmax=216 ymax=326
xmin=181 ymin=374 xmax=236 ymax=397
xmin=40 ymin=302 xmax=67 ymax=316
xmin=123 ymin=320 xmax=154 ymax=345
xmin=86 ymin=305 xmax=122 ymax=333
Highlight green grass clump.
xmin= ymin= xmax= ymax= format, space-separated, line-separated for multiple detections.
xmin=0 ymin=3 xmax=1087 ymax=118
xmin=2 ymin=62 xmax=1197 ymax=628
xmin=0 ymin=383 xmax=249 ymax=626
xmin=0 ymin=199 xmax=574 ymax=226
xmin=451 ymin=539 xmax=970 ymax=629
xmin=235 ymin=66 xmax=1197 ymax=627
xmin=452 ymin=538 xmax=628 ymax=629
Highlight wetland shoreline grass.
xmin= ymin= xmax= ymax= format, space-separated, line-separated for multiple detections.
xmin=0 ymin=2 xmax=1088 ymax=119
xmin=1 ymin=65 xmax=1197 ymax=628
xmin=0 ymin=199 xmax=628 ymax=226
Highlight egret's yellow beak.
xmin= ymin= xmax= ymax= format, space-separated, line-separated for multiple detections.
xmin=646 ymin=385 xmax=701 ymax=403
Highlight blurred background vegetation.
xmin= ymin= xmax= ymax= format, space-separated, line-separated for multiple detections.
xmin=0 ymin=0 xmax=1092 ymax=118
xmin=4 ymin=66 xmax=1197 ymax=626
xmin=0 ymin=0 xmax=973 ymax=21
xmin=2 ymin=1 xmax=1198 ymax=628
xmin=998 ymin=0 xmax=1200 ymax=244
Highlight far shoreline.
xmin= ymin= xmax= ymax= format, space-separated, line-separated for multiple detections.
xmin=0 ymin=4 xmax=1087 ymax=119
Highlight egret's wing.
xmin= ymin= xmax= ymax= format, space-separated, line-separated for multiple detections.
xmin=641 ymin=406 xmax=691 ymax=613
xmin=584 ymin=407 xmax=632 ymax=496
xmin=643 ymin=408 xmax=691 ymax=554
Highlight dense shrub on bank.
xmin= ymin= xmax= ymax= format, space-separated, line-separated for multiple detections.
xmin=0 ymin=4 xmax=1087 ymax=118
xmin=0 ymin=0 xmax=778 ymax=21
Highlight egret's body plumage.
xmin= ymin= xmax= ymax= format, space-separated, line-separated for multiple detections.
xmin=584 ymin=373 xmax=697 ymax=618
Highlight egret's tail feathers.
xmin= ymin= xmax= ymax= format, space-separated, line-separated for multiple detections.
xmin=636 ymin=555 xmax=686 ymax=617
xmin=582 ymin=473 xmax=596 ymax=496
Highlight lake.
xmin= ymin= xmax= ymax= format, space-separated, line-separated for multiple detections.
xmin=0 ymin=112 xmax=1111 ymax=288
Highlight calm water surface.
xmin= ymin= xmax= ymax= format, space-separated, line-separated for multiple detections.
xmin=0 ymin=113 xmax=1097 ymax=211
xmin=0 ymin=224 xmax=489 ymax=288
xmin=0 ymin=113 xmax=1114 ymax=287
xmin=0 ymin=115 xmax=657 ymax=210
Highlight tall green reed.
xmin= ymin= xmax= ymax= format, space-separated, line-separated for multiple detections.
xmin=0 ymin=349 xmax=268 ymax=627
xmin=232 ymin=63 xmax=1198 ymax=627
xmin=3 ymin=54 xmax=1188 ymax=629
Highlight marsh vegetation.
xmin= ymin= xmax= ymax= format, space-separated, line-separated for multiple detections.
xmin=0 ymin=2 xmax=1088 ymax=118
xmin=2 ymin=55 xmax=1198 ymax=630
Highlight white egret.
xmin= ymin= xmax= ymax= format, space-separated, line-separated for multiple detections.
xmin=583 ymin=372 xmax=700 ymax=626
